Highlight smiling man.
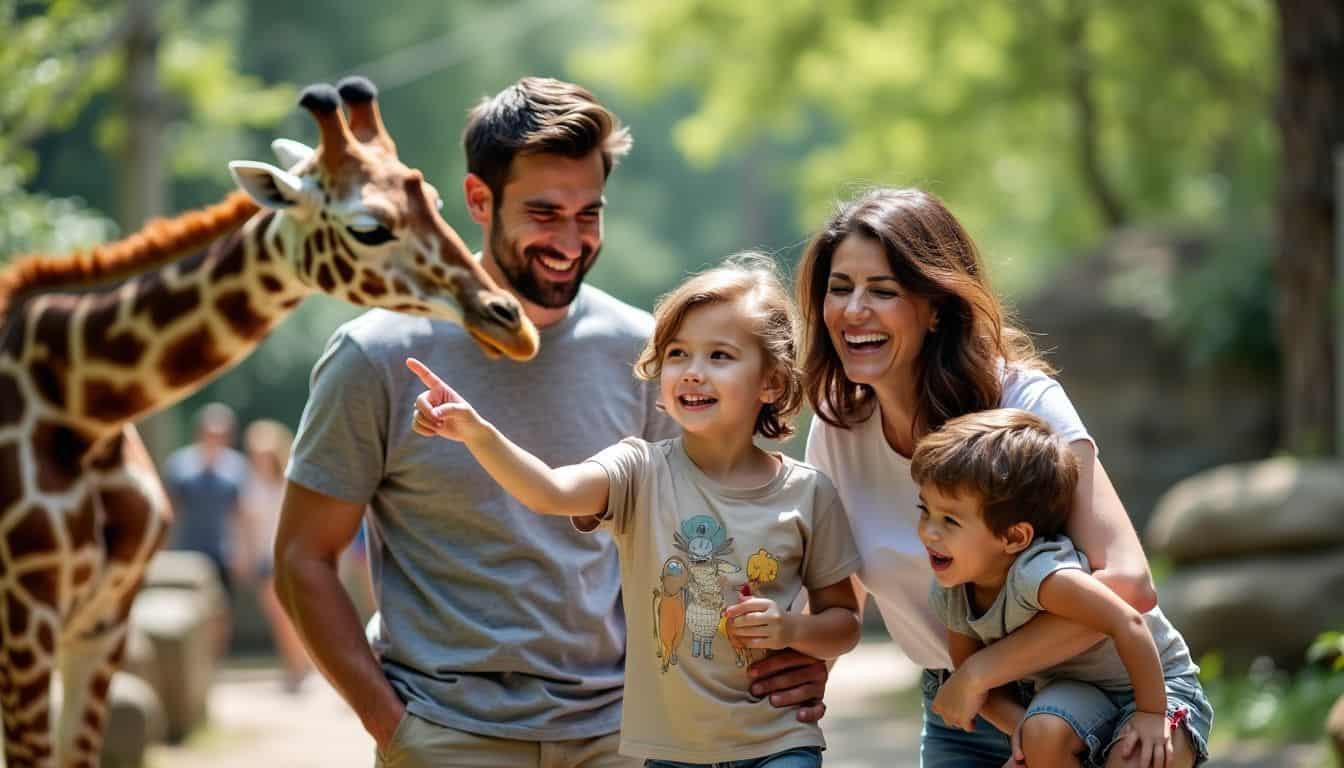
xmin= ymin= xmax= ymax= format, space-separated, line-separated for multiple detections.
xmin=274 ymin=77 xmax=832 ymax=768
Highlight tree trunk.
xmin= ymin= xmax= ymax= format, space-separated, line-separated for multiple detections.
xmin=120 ymin=0 xmax=175 ymax=460
xmin=1274 ymin=0 xmax=1342 ymax=456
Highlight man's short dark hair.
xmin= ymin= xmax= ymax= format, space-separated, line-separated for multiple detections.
xmin=911 ymin=408 xmax=1078 ymax=539
xmin=462 ymin=77 xmax=631 ymax=201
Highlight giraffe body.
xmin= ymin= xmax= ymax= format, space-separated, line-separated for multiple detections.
xmin=0 ymin=78 xmax=537 ymax=767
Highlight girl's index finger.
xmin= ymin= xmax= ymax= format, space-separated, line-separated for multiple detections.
xmin=405 ymin=357 xmax=448 ymax=390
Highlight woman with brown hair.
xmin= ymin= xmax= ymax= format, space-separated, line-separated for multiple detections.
xmin=798 ymin=188 xmax=1158 ymax=766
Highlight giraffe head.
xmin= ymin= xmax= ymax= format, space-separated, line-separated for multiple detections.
xmin=229 ymin=77 xmax=538 ymax=361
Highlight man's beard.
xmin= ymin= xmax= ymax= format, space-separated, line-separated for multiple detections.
xmin=491 ymin=226 xmax=598 ymax=309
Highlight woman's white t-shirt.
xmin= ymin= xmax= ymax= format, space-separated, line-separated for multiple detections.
xmin=804 ymin=366 xmax=1094 ymax=671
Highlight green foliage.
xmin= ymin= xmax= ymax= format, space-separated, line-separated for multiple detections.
xmin=1307 ymin=631 xmax=1344 ymax=673
xmin=1199 ymin=643 xmax=1344 ymax=747
xmin=579 ymin=0 xmax=1277 ymax=297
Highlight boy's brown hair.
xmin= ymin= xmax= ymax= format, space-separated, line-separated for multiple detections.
xmin=910 ymin=409 xmax=1078 ymax=539
xmin=635 ymin=252 xmax=803 ymax=440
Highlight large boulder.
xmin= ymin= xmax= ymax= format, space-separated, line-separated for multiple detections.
xmin=1146 ymin=458 xmax=1344 ymax=563
xmin=1157 ymin=549 xmax=1344 ymax=670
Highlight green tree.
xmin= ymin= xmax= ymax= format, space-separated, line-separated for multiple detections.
xmin=579 ymin=1 xmax=1276 ymax=293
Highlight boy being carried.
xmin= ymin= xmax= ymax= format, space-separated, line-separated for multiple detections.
xmin=912 ymin=409 xmax=1213 ymax=768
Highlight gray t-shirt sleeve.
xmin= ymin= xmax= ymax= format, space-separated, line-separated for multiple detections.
xmin=1008 ymin=536 xmax=1091 ymax=617
xmin=929 ymin=581 xmax=977 ymax=639
xmin=286 ymin=328 xmax=389 ymax=505
xmin=583 ymin=437 xmax=651 ymax=536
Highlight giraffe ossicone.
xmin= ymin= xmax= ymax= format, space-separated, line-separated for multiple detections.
xmin=0 ymin=76 xmax=536 ymax=768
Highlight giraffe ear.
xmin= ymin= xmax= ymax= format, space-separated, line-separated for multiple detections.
xmin=229 ymin=161 xmax=307 ymax=209
xmin=271 ymin=138 xmax=315 ymax=170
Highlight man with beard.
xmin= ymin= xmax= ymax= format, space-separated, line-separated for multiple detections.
xmin=274 ymin=77 xmax=832 ymax=767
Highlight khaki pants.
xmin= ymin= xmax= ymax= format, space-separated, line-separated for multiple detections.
xmin=374 ymin=713 xmax=636 ymax=768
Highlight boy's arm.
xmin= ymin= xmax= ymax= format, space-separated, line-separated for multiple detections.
xmin=407 ymin=357 xmax=610 ymax=518
xmin=947 ymin=631 xmax=1025 ymax=736
xmin=1035 ymin=569 xmax=1166 ymax=715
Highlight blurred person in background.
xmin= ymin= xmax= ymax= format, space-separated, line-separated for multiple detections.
xmin=163 ymin=401 xmax=250 ymax=652
xmin=242 ymin=418 xmax=313 ymax=692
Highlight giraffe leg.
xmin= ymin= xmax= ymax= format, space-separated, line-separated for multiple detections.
xmin=57 ymin=620 xmax=127 ymax=768
xmin=57 ymin=433 xmax=169 ymax=768
xmin=1 ymin=588 xmax=60 ymax=768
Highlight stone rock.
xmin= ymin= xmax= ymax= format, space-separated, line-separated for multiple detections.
xmin=1157 ymin=549 xmax=1344 ymax=670
xmin=1147 ymin=457 xmax=1344 ymax=563
xmin=1328 ymin=693 xmax=1344 ymax=763
xmin=130 ymin=587 xmax=218 ymax=742
xmin=101 ymin=672 xmax=165 ymax=768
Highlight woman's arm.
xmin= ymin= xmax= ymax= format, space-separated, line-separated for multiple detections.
xmin=408 ymin=357 xmax=610 ymax=518
xmin=1066 ymin=440 xmax=1157 ymax=611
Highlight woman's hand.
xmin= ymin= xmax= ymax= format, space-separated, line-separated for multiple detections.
xmin=406 ymin=358 xmax=490 ymax=443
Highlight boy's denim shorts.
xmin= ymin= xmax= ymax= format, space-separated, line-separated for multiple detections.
xmin=1023 ymin=674 xmax=1213 ymax=767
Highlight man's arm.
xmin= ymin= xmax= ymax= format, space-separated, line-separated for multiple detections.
xmin=274 ymin=481 xmax=403 ymax=747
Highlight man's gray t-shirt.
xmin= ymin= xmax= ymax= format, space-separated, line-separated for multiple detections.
xmin=931 ymin=536 xmax=1199 ymax=693
xmin=287 ymin=285 xmax=676 ymax=740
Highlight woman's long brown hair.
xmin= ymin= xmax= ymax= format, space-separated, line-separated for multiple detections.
xmin=796 ymin=187 xmax=1049 ymax=438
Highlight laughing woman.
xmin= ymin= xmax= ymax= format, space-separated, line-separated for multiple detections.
xmin=798 ymin=188 xmax=1158 ymax=767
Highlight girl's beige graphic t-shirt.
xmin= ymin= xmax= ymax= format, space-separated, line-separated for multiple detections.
xmin=581 ymin=437 xmax=862 ymax=763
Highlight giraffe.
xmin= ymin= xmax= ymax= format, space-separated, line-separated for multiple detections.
xmin=0 ymin=76 xmax=538 ymax=768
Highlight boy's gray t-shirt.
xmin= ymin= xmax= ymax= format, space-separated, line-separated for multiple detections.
xmin=287 ymin=285 xmax=675 ymax=740
xmin=930 ymin=536 xmax=1199 ymax=692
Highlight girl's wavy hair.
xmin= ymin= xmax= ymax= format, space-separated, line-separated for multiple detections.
xmin=636 ymin=252 xmax=803 ymax=440
xmin=796 ymin=187 xmax=1050 ymax=436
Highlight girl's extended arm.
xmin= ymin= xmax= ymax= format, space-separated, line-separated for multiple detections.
xmin=407 ymin=357 xmax=610 ymax=518
xmin=725 ymin=578 xmax=860 ymax=660
xmin=1035 ymin=568 xmax=1166 ymax=715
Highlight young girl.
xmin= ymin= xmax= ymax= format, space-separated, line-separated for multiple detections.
xmin=407 ymin=254 xmax=862 ymax=767
xmin=913 ymin=409 xmax=1213 ymax=767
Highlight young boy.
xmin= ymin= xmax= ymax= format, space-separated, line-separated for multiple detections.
xmin=911 ymin=409 xmax=1213 ymax=768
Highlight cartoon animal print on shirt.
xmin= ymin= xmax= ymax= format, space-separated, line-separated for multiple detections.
xmin=721 ymin=548 xmax=783 ymax=667
xmin=652 ymin=556 xmax=689 ymax=672
xmin=673 ymin=515 xmax=741 ymax=661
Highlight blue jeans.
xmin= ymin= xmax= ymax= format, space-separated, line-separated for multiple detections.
xmin=645 ymin=746 xmax=822 ymax=768
xmin=920 ymin=669 xmax=1013 ymax=768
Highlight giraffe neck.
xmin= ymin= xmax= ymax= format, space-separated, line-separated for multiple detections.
xmin=15 ymin=210 xmax=313 ymax=433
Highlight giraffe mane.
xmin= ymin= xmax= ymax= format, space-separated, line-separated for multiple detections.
xmin=0 ymin=191 xmax=262 ymax=318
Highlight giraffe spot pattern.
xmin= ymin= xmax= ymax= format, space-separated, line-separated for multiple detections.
xmin=332 ymin=253 xmax=355 ymax=284
xmin=160 ymin=326 xmax=226 ymax=388
xmin=207 ymin=230 xmax=248 ymax=282
xmin=132 ymin=272 xmax=201 ymax=329
xmin=259 ymin=274 xmax=285 ymax=293
xmin=4 ymin=592 xmax=28 ymax=636
xmin=31 ymin=422 xmax=91 ymax=493
xmin=17 ymin=568 xmax=58 ymax=609
xmin=316 ymin=263 xmax=335 ymax=293
xmin=99 ymin=487 xmax=154 ymax=565
xmin=0 ymin=443 xmax=21 ymax=513
xmin=82 ymin=293 xmax=147 ymax=366
xmin=5 ymin=507 xmax=57 ymax=563
xmin=0 ymin=373 xmax=23 ymax=427
xmin=215 ymin=290 xmax=270 ymax=341
xmin=83 ymin=379 xmax=151 ymax=423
